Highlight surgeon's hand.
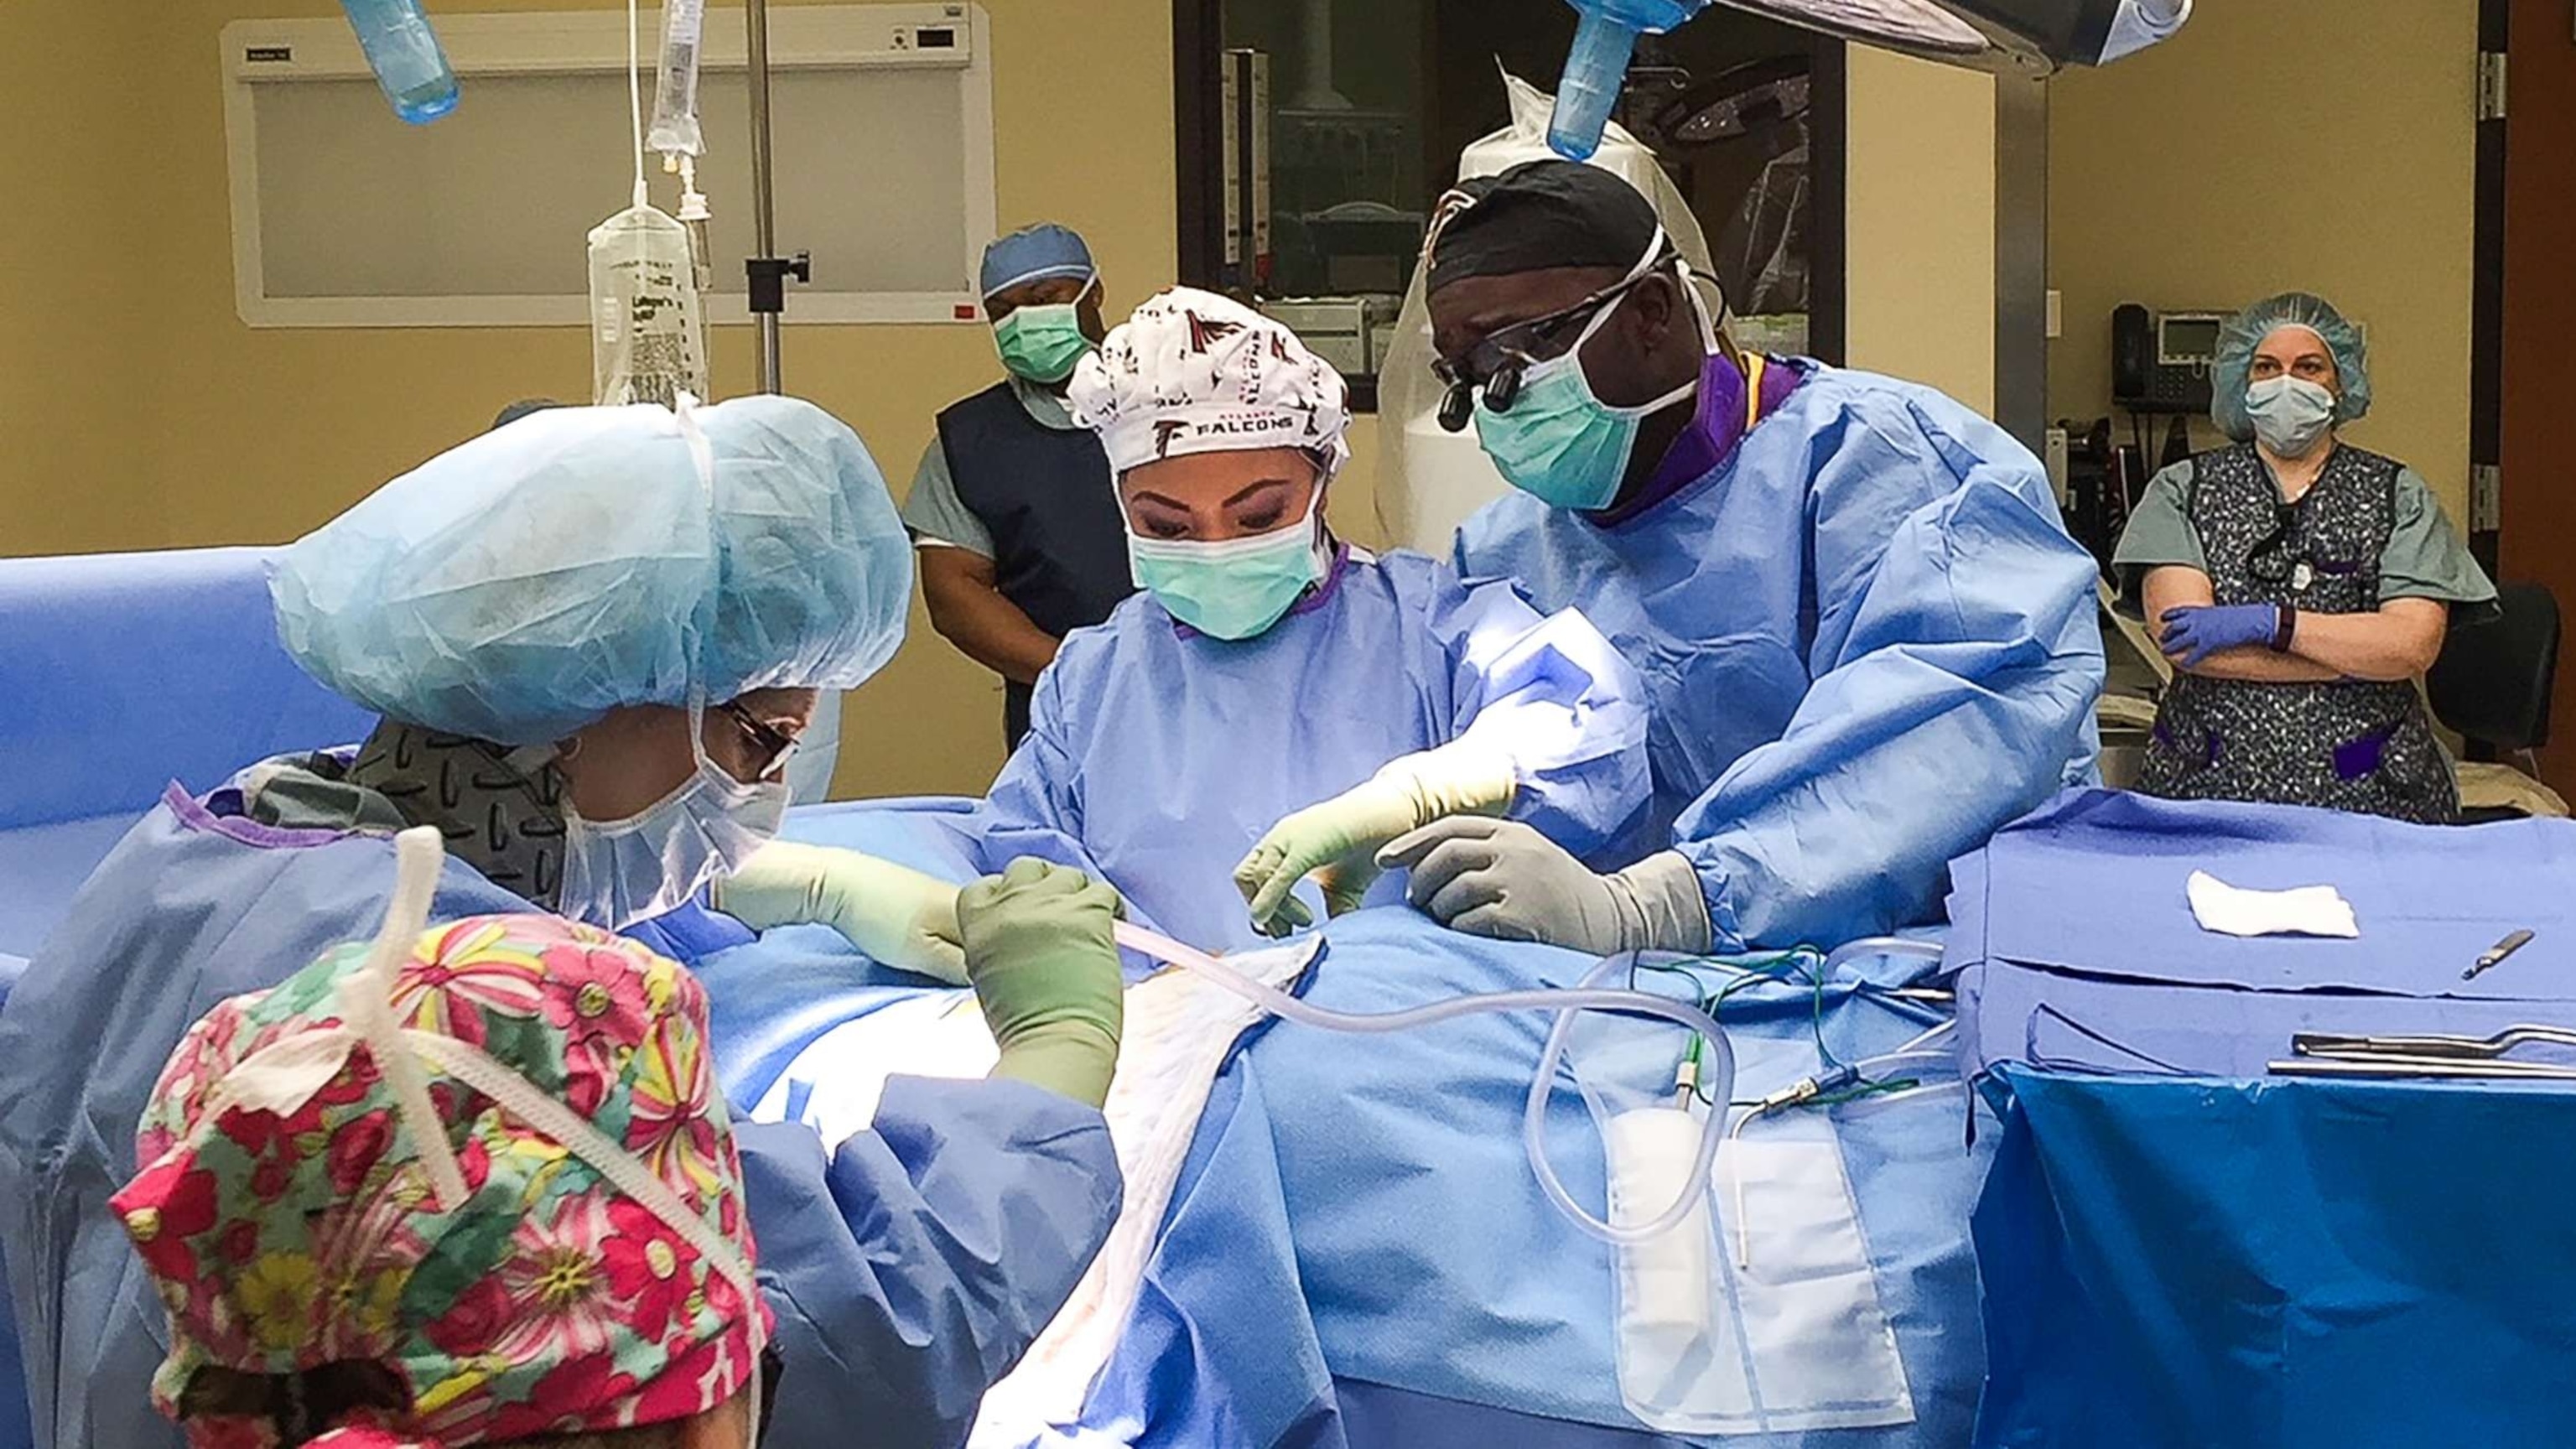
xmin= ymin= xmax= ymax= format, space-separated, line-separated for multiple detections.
xmin=960 ymin=858 xmax=1125 ymax=1109
xmin=1379 ymin=818 xmax=1713 ymax=958
xmin=713 ymin=842 xmax=968 ymax=984
xmin=1234 ymin=746 xmax=1519 ymax=937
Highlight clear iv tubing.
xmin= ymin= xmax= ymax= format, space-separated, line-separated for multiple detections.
xmin=1820 ymin=935 xmax=1947 ymax=976
xmin=1112 ymin=921 xmax=1732 ymax=1245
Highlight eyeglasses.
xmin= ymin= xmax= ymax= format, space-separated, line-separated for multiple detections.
xmin=717 ymin=701 xmax=802 ymax=782
xmin=1429 ymin=265 xmax=1664 ymax=433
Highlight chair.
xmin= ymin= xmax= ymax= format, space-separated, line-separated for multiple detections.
xmin=2428 ymin=580 xmax=2561 ymax=821
xmin=2429 ymin=581 xmax=2559 ymax=771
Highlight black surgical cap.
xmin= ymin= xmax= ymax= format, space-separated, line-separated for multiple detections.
xmin=1426 ymin=159 xmax=1664 ymax=295
xmin=490 ymin=397 xmax=568 ymax=433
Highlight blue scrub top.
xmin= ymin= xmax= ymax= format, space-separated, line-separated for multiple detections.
xmin=956 ymin=546 xmax=1653 ymax=952
xmin=1460 ymin=361 xmax=2106 ymax=951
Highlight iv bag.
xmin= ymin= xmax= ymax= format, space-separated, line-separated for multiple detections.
xmin=589 ymin=203 xmax=711 ymax=408
xmin=647 ymin=0 xmax=709 ymax=159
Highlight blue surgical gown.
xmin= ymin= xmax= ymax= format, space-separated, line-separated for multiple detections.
xmin=964 ymin=547 xmax=1651 ymax=952
xmin=1458 ymin=364 xmax=2105 ymax=950
xmin=0 ymin=778 xmax=1119 ymax=1449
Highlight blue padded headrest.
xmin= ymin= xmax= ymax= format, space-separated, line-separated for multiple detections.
xmin=0 ymin=547 xmax=373 ymax=829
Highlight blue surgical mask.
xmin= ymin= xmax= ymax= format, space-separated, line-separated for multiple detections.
xmin=2246 ymin=375 xmax=2336 ymax=460
xmin=1126 ymin=490 xmax=1331 ymax=641
xmin=1469 ymin=264 xmax=1703 ymax=512
xmin=558 ymin=697 xmax=790 ymax=930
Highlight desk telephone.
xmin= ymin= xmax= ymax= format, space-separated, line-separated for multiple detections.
xmin=2111 ymin=303 xmax=2225 ymax=414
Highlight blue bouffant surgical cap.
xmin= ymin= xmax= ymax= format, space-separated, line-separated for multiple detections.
xmin=980 ymin=223 xmax=1095 ymax=301
xmin=273 ymin=396 xmax=912 ymax=745
xmin=2210 ymin=291 xmax=2372 ymax=443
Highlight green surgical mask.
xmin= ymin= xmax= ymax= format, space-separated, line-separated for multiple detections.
xmin=995 ymin=301 xmax=1093 ymax=384
xmin=1126 ymin=491 xmax=1330 ymax=641
xmin=1472 ymin=299 xmax=1688 ymax=512
xmin=1471 ymin=247 xmax=1703 ymax=512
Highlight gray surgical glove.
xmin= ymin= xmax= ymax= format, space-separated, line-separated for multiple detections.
xmin=1378 ymin=818 xmax=1713 ymax=957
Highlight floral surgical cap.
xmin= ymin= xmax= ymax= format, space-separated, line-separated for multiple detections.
xmin=112 ymin=914 xmax=768 ymax=1449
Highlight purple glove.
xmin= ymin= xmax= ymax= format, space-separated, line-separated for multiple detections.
xmin=2158 ymin=603 xmax=2283 ymax=667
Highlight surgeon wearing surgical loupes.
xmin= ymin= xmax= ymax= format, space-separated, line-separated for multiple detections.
xmin=0 ymin=397 xmax=1129 ymax=1449
xmin=1384 ymin=160 xmax=2106 ymax=957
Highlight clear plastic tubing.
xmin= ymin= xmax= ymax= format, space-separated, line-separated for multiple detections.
xmin=1113 ymin=922 xmax=1732 ymax=1245
xmin=1546 ymin=0 xmax=1706 ymax=161
xmin=647 ymin=0 xmax=710 ymax=160
xmin=339 ymin=0 xmax=460 ymax=125
xmin=1820 ymin=935 xmax=1947 ymax=977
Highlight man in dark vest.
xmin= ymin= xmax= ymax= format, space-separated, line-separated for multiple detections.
xmin=902 ymin=223 xmax=1135 ymax=751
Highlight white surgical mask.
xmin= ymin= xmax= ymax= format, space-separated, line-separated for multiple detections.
xmin=2246 ymin=376 xmax=2336 ymax=460
xmin=558 ymin=695 xmax=790 ymax=930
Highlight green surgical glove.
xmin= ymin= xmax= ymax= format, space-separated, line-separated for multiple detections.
xmin=1233 ymin=744 xmax=1519 ymax=937
xmin=958 ymin=858 xmax=1125 ymax=1109
xmin=712 ymin=842 xmax=968 ymax=984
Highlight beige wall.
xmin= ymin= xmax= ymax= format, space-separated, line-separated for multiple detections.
xmin=0 ymin=3 xmax=165 ymax=555
xmin=2047 ymin=0 xmax=2479 ymax=522
xmin=1845 ymin=47 xmax=1997 ymax=414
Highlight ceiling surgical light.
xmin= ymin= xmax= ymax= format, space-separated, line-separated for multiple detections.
xmin=1705 ymin=0 xmax=2159 ymax=75
xmin=1549 ymin=0 xmax=2183 ymax=158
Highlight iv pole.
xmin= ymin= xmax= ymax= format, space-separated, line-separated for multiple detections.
xmin=740 ymin=0 xmax=836 ymax=797
xmin=744 ymin=0 xmax=807 ymax=393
